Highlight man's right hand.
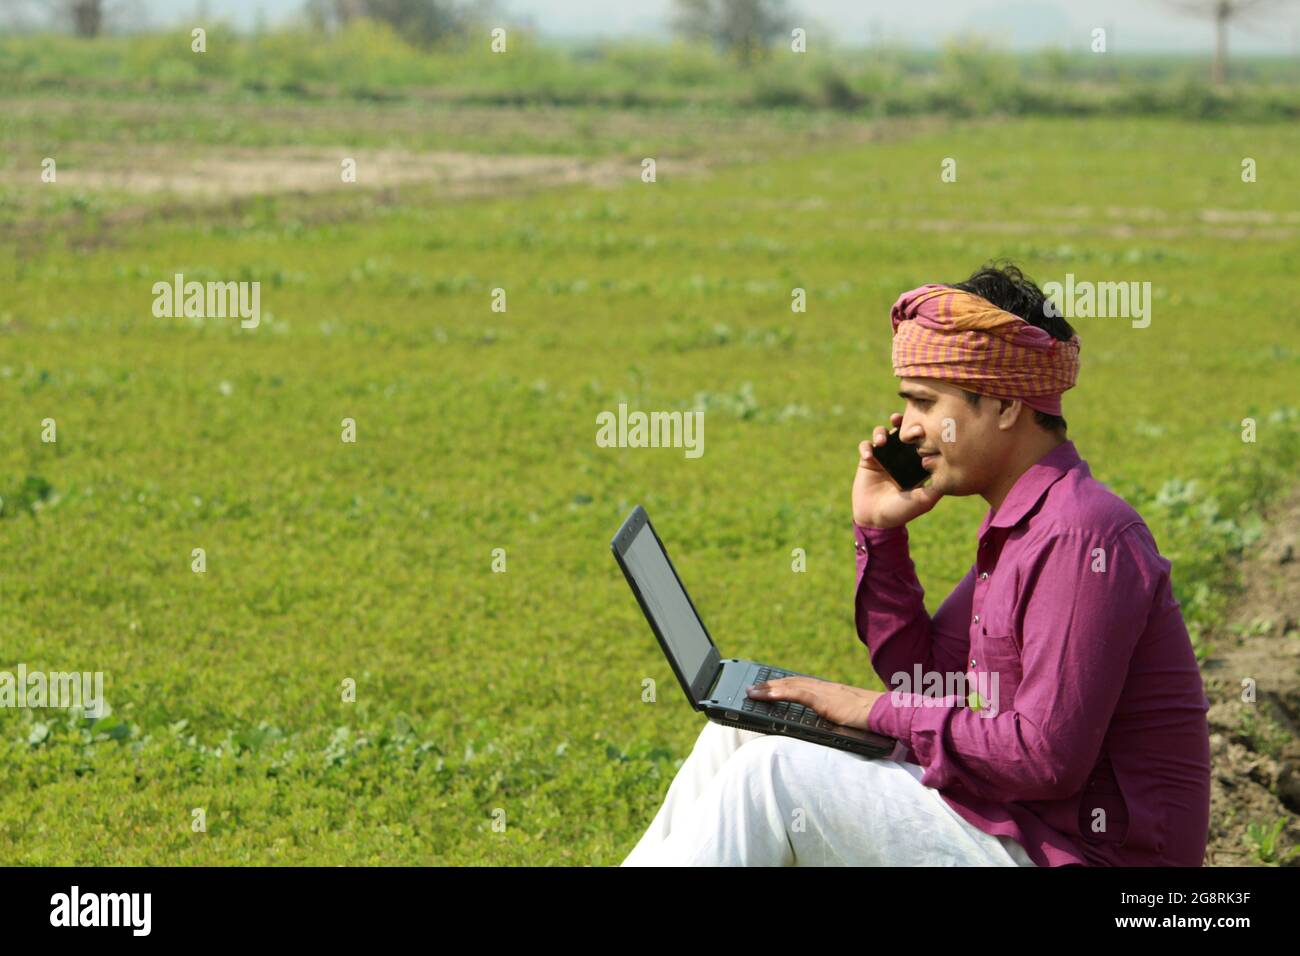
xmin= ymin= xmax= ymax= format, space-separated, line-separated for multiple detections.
xmin=851 ymin=412 xmax=945 ymax=529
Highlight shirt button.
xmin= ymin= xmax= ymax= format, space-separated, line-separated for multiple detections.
xmin=973 ymin=614 xmax=980 ymax=623
xmin=970 ymin=659 xmax=976 ymax=667
xmin=979 ymin=572 xmax=988 ymax=580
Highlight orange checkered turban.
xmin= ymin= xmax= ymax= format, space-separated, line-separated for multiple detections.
xmin=890 ymin=284 xmax=1081 ymax=416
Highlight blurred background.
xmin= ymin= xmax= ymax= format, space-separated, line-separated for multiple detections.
xmin=3 ymin=0 xmax=1300 ymax=109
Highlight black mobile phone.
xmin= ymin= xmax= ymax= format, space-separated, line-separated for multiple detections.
xmin=873 ymin=427 xmax=928 ymax=490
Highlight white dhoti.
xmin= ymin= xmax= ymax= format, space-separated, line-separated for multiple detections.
xmin=621 ymin=720 xmax=1037 ymax=867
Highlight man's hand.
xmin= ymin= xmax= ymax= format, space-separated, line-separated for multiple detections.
xmin=746 ymin=677 xmax=885 ymax=731
xmin=851 ymin=411 xmax=944 ymax=529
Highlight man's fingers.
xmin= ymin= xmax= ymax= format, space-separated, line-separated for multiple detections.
xmin=751 ymin=677 xmax=820 ymax=702
xmin=918 ymin=482 xmax=945 ymax=504
xmin=902 ymin=481 xmax=945 ymax=507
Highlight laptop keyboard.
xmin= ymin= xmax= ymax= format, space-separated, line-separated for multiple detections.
xmin=740 ymin=667 xmax=838 ymax=730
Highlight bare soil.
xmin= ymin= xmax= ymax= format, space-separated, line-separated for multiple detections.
xmin=14 ymin=145 xmax=644 ymax=200
xmin=1202 ymin=487 xmax=1300 ymax=866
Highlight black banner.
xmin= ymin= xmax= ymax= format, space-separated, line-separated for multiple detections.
xmin=0 ymin=865 xmax=1290 ymax=940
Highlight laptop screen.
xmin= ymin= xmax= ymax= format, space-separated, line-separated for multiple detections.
xmin=622 ymin=522 xmax=713 ymax=687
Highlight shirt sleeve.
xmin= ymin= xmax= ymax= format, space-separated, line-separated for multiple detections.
xmin=853 ymin=521 xmax=974 ymax=691
xmin=865 ymin=524 xmax=1156 ymax=803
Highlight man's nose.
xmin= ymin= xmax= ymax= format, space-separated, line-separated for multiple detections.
xmin=900 ymin=416 xmax=925 ymax=445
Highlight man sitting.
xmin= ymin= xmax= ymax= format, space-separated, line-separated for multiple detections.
xmin=622 ymin=262 xmax=1211 ymax=867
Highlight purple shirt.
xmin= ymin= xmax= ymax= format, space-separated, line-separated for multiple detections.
xmin=855 ymin=440 xmax=1211 ymax=866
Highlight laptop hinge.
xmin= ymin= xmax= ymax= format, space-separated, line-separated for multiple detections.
xmin=703 ymin=660 xmax=726 ymax=701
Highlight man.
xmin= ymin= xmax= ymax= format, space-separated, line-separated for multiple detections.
xmin=622 ymin=263 xmax=1211 ymax=867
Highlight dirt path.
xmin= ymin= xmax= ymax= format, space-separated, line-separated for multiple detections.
xmin=1202 ymin=487 xmax=1300 ymax=865
xmin=4 ymin=146 xmax=648 ymax=200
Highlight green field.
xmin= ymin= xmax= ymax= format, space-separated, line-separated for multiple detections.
xmin=1 ymin=84 xmax=1298 ymax=862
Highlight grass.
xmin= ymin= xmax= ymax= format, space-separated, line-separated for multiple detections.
xmin=1236 ymin=706 xmax=1292 ymax=760
xmin=0 ymin=105 xmax=1297 ymax=863
xmin=1245 ymin=818 xmax=1300 ymax=865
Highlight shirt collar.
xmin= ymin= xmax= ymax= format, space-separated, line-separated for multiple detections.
xmin=978 ymin=439 xmax=1084 ymax=537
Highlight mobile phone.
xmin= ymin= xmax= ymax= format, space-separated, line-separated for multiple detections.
xmin=872 ymin=427 xmax=928 ymax=491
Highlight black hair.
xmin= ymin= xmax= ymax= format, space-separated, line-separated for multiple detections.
xmin=948 ymin=260 xmax=1073 ymax=434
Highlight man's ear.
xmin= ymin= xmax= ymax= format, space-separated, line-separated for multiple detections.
xmin=996 ymin=398 xmax=1025 ymax=431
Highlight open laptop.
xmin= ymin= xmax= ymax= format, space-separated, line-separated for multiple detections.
xmin=610 ymin=505 xmax=896 ymax=758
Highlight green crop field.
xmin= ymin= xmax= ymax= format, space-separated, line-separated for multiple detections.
xmin=1 ymin=63 xmax=1297 ymax=864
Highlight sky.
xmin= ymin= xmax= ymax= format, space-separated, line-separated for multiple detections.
xmin=113 ymin=1 xmax=1300 ymax=54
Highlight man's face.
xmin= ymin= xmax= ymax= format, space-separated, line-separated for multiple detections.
xmin=896 ymin=377 xmax=1008 ymax=496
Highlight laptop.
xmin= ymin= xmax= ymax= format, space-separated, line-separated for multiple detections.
xmin=610 ymin=505 xmax=897 ymax=758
